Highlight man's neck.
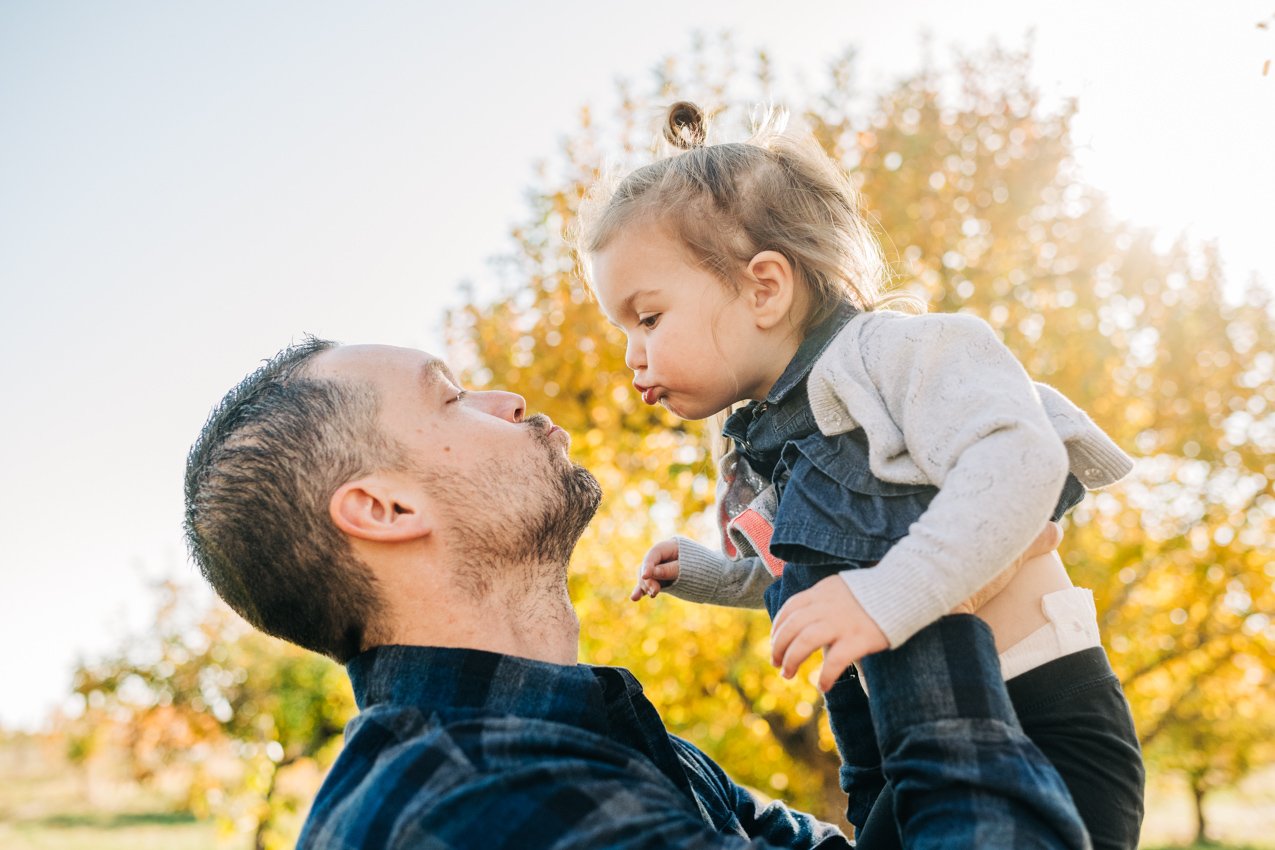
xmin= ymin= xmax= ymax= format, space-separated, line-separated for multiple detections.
xmin=385 ymin=570 xmax=580 ymax=666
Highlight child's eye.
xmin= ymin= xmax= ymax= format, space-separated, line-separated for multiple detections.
xmin=638 ymin=313 xmax=661 ymax=329
xmin=447 ymin=390 xmax=467 ymax=404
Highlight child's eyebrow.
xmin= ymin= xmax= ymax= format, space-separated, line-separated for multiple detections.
xmin=619 ymin=289 xmax=658 ymax=316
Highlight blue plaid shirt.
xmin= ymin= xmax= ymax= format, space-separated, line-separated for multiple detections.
xmin=297 ymin=617 xmax=1089 ymax=849
xmin=297 ymin=645 xmax=850 ymax=849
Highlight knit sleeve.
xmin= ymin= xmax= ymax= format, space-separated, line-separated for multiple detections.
xmin=666 ymin=537 xmax=773 ymax=609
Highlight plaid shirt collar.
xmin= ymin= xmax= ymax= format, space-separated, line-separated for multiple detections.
xmin=349 ymin=644 xmax=635 ymax=738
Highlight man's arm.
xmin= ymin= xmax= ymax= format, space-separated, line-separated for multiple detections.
xmin=858 ymin=614 xmax=1091 ymax=850
xmin=669 ymin=735 xmax=852 ymax=849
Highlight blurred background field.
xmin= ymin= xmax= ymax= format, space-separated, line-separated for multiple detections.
xmin=2 ymin=3 xmax=1272 ymax=849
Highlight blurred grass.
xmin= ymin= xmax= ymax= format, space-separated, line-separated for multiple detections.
xmin=0 ymin=733 xmax=219 ymax=850
xmin=1 ymin=818 xmax=216 ymax=850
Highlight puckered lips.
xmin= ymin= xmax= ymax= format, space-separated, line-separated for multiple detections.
xmin=529 ymin=413 xmax=569 ymax=445
xmin=633 ymin=380 xmax=662 ymax=406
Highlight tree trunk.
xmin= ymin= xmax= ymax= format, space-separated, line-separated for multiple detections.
xmin=253 ymin=762 xmax=282 ymax=850
xmin=1190 ymin=773 xmax=1210 ymax=846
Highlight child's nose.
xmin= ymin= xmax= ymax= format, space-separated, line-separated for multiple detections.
xmin=624 ymin=336 xmax=645 ymax=372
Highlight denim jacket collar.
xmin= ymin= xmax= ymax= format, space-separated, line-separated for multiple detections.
xmin=764 ymin=302 xmax=859 ymax=404
xmin=722 ymin=302 xmax=859 ymax=452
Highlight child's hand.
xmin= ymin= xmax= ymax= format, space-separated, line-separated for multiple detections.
xmin=631 ymin=538 xmax=681 ymax=601
xmin=770 ymin=577 xmax=888 ymax=692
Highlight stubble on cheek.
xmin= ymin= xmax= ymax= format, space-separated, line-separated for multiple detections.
xmin=429 ymin=427 xmax=600 ymax=597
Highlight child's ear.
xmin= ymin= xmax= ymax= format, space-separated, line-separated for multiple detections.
xmin=745 ymin=251 xmax=797 ymax=330
xmin=330 ymin=475 xmax=433 ymax=542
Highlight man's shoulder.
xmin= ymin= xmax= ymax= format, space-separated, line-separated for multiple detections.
xmin=298 ymin=707 xmax=473 ymax=848
xmin=298 ymin=706 xmax=690 ymax=849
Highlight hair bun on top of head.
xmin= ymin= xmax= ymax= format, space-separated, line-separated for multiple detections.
xmin=663 ymin=101 xmax=708 ymax=150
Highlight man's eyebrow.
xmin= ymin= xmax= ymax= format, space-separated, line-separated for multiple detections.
xmin=421 ymin=358 xmax=458 ymax=389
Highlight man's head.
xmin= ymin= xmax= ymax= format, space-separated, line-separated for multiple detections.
xmin=184 ymin=339 xmax=601 ymax=662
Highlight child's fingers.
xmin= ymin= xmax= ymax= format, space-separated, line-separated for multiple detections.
xmin=645 ymin=560 xmax=678 ymax=581
xmin=643 ymin=539 xmax=679 ymax=569
xmin=818 ymin=641 xmax=859 ymax=692
xmin=641 ymin=548 xmax=663 ymax=572
xmin=777 ymin=619 xmax=837 ymax=678
xmin=634 ymin=539 xmax=680 ymax=602
xmin=631 ymin=577 xmax=663 ymax=601
xmin=770 ymin=589 xmax=813 ymax=643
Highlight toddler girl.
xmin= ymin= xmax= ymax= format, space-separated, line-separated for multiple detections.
xmin=580 ymin=101 xmax=1144 ymax=849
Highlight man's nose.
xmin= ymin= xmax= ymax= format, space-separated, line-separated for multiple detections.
xmin=471 ymin=390 xmax=526 ymax=422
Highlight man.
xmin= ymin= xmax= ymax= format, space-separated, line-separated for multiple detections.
xmin=185 ymin=338 xmax=1088 ymax=849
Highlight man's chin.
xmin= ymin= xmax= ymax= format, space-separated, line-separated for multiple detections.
xmin=567 ymin=464 xmax=603 ymax=522
xmin=520 ymin=463 xmax=602 ymax=566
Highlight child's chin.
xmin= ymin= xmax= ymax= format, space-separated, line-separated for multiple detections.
xmin=662 ymin=398 xmax=709 ymax=421
xmin=657 ymin=397 xmax=686 ymax=418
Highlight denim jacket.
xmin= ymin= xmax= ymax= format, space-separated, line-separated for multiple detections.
xmin=718 ymin=304 xmax=1086 ymax=617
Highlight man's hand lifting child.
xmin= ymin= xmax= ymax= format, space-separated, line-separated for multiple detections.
xmin=771 ymin=521 xmax=1064 ymax=692
xmin=631 ymin=538 xmax=681 ymax=601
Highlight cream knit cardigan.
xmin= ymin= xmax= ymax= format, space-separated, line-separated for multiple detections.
xmin=670 ymin=310 xmax=1133 ymax=648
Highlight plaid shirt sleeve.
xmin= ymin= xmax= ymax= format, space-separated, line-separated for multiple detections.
xmin=859 ymin=615 xmax=1092 ymax=850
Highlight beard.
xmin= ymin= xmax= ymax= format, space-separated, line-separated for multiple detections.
xmin=425 ymin=418 xmax=603 ymax=598
xmin=520 ymin=425 xmax=604 ymax=565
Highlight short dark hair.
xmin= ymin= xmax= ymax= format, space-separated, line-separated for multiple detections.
xmin=184 ymin=337 xmax=396 ymax=662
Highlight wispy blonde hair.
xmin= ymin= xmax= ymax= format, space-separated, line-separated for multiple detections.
xmin=578 ymin=101 xmax=921 ymax=332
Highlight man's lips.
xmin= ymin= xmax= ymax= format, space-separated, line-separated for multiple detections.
xmin=528 ymin=414 xmax=568 ymax=444
xmin=544 ymin=421 xmax=569 ymax=445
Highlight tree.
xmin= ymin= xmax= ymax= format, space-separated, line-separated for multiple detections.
xmin=822 ymin=54 xmax=1275 ymax=832
xmin=1142 ymin=650 xmax=1275 ymax=844
xmin=67 ymin=580 xmax=353 ymax=850
xmin=448 ymin=36 xmax=1275 ymax=828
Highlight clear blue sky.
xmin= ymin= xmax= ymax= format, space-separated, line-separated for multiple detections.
xmin=1 ymin=0 xmax=1270 ymax=729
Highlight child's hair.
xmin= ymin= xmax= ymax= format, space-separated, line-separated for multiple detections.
xmin=578 ymin=101 xmax=921 ymax=331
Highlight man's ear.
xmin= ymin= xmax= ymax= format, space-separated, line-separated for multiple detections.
xmin=745 ymin=250 xmax=797 ymax=330
xmin=330 ymin=475 xmax=432 ymax=542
